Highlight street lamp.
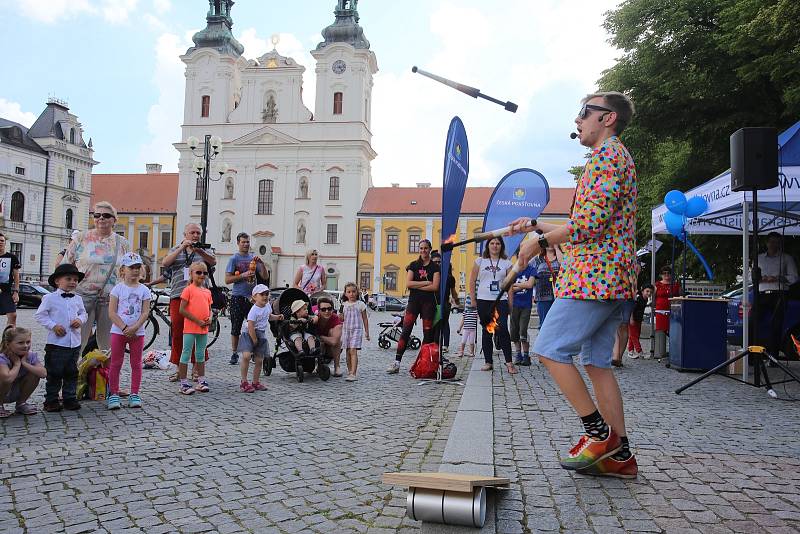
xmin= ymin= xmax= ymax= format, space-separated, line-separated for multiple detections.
xmin=187 ymin=134 xmax=229 ymax=244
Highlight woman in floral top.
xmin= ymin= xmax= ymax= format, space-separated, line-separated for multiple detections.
xmin=61 ymin=201 xmax=131 ymax=352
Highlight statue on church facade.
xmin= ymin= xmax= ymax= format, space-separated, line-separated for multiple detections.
xmin=297 ymin=222 xmax=306 ymax=244
xmin=262 ymin=94 xmax=278 ymax=123
xmin=299 ymin=177 xmax=308 ymax=198
xmin=224 ymin=176 xmax=234 ymax=199
xmin=221 ymin=218 xmax=232 ymax=242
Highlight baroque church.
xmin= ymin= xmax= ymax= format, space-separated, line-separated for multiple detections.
xmin=176 ymin=0 xmax=377 ymax=289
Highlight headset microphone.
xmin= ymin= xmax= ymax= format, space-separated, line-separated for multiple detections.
xmin=570 ymin=132 xmax=578 ymax=139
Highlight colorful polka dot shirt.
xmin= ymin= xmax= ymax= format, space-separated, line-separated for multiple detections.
xmin=555 ymin=136 xmax=638 ymax=301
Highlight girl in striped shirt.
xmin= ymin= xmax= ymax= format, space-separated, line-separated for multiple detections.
xmin=456 ymin=296 xmax=478 ymax=358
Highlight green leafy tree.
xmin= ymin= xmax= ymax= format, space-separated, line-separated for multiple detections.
xmin=599 ymin=0 xmax=800 ymax=285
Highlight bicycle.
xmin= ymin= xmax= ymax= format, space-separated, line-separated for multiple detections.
xmin=142 ymin=288 xmax=222 ymax=351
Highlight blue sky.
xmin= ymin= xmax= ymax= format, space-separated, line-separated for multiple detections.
xmin=0 ymin=0 xmax=621 ymax=188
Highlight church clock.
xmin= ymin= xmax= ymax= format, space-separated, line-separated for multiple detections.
xmin=332 ymin=60 xmax=347 ymax=74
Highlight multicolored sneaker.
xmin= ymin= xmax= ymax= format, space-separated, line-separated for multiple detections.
xmin=577 ymin=454 xmax=638 ymax=479
xmin=240 ymin=381 xmax=255 ymax=393
xmin=559 ymin=429 xmax=622 ymax=471
xmin=251 ymin=382 xmax=267 ymax=391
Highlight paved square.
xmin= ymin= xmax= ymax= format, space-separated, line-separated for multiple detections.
xmin=2 ymin=309 xmax=800 ymax=533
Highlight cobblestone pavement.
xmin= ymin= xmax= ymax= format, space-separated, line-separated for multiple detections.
xmin=492 ymin=329 xmax=800 ymax=534
xmin=1 ymin=308 xmax=466 ymax=534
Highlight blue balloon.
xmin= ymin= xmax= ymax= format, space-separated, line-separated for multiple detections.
xmin=664 ymin=211 xmax=685 ymax=238
xmin=685 ymin=196 xmax=708 ymax=218
xmin=665 ymin=190 xmax=687 ymax=215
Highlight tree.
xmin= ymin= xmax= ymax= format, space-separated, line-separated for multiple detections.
xmin=599 ymin=0 xmax=800 ymax=285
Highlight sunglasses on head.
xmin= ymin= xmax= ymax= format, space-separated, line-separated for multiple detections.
xmin=93 ymin=213 xmax=114 ymax=219
xmin=578 ymin=103 xmax=614 ymax=120
xmin=194 ymin=270 xmax=208 ymax=275
xmin=318 ymin=306 xmax=332 ymax=312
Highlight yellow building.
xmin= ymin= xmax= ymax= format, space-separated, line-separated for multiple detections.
xmin=356 ymin=185 xmax=574 ymax=297
xmin=90 ymin=165 xmax=178 ymax=282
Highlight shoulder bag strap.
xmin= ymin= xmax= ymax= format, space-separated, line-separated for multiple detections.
xmin=301 ymin=265 xmax=319 ymax=291
xmin=98 ymin=235 xmax=121 ymax=296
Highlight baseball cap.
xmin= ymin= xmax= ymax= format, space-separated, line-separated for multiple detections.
xmin=252 ymin=283 xmax=270 ymax=296
xmin=121 ymin=252 xmax=143 ymax=267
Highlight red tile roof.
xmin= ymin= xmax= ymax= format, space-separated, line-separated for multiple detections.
xmin=91 ymin=173 xmax=179 ymax=214
xmin=359 ymin=186 xmax=574 ymax=216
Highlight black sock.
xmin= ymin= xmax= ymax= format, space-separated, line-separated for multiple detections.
xmin=580 ymin=410 xmax=609 ymax=441
xmin=612 ymin=436 xmax=632 ymax=460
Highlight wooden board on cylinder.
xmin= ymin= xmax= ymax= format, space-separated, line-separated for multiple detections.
xmin=382 ymin=472 xmax=510 ymax=493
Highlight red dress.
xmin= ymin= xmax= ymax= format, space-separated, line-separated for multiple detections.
xmin=654 ymin=281 xmax=681 ymax=332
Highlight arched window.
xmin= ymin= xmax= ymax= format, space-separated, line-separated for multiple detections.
xmin=65 ymin=209 xmax=74 ymax=229
xmin=258 ymin=179 xmax=274 ymax=214
xmin=329 ymin=176 xmax=340 ymax=200
xmin=69 ymin=128 xmax=76 ymax=144
xmin=10 ymin=191 xmax=24 ymax=222
xmin=195 ymin=177 xmax=205 ymax=200
xmin=333 ymin=92 xmax=343 ymax=115
xmin=201 ymin=95 xmax=210 ymax=118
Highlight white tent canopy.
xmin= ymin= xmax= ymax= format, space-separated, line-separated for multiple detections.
xmin=647 ymin=122 xmax=800 ymax=380
xmin=651 ymin=165 xmax=800 ymax=235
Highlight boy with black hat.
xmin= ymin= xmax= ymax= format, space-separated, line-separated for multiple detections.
xmin=34 ymin=264 xmax=88 ymax=412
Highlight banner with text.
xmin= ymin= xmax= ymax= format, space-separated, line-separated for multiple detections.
xmin=482 ymin=168 xmax=550 ymax=257
xmin=439 ymin=117 xmax=470 ymax=310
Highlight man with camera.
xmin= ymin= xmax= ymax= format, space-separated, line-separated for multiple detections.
xmin=161 ymin=223 xmax=217 ymax=377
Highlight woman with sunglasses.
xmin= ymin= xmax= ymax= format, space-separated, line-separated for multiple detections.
xmin=387 ymin=239 xmax=440 ymax=374
xmin=293 ymin=249 xmax=327 ymax=296
xmin=61 ymin=201 xmax=131 ymax=353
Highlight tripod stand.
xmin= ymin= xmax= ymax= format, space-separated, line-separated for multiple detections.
xmin=676 ymin=189 xmax=800 ymax=396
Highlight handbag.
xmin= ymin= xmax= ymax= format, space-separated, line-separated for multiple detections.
xmin=207 ymin=267 xmax=228 ymax=310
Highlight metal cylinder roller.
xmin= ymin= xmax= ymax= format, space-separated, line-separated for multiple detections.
xmin=406 ymin=486 xmax=487 ymax=528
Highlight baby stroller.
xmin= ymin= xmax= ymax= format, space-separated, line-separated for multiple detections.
xmin=266 ymin=288 xmax=332 ymax=383
xmin=377 ymin=313 xmax=421 ymax=350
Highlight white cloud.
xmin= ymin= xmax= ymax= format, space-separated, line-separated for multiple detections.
xmin=18 ymin=0 xmax=94 ymax=24
xmin=370 ymin=0 xmax=621 ymax=187
xmin=152 ymin=0 xmax=170 ymax=15
xmin=16 ymin=0 xmax=139 ymax=24
xmin=0 ymin=98 xmax=37 ymax=127
xmin=137 ymin=32 xmax=189 ymax=172
xmin=100 ymin=0 xmax=138 ymax=23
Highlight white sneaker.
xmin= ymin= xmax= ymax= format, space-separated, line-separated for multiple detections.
xmin=386 ymin=362 xmax=400 ymax=374
xmin=641 ymin=351 xmax=650 ymax=359
xmin=628 ymin=351 xmax=639 ymax=359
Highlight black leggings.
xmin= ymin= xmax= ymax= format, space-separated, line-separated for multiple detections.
xmin=477 ymin=299 xmax=512 ymax=364
xmin=395 ymin=298 xmax=436 ymax=361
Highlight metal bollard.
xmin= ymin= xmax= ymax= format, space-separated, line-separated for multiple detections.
xmin=407 ymin=486 xmax=486 ymax=528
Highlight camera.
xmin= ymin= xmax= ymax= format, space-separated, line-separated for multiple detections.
xmin=191 ymin=242 xmax=212 ymax=250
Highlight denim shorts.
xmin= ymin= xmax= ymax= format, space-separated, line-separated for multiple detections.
xmin=532 ymin=298 xmax=623 ymax=369
xmin=621 ymin=299 xmax=636 ymax=324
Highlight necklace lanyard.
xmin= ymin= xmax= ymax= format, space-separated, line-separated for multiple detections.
xmin=488 ymin=257 xmax=499 ymax=280
xmin=542 ymin=254 xmax=555 ymax=284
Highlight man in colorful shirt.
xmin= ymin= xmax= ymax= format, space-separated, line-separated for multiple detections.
xmin=510 ymin=91 xmax=638 ymax=479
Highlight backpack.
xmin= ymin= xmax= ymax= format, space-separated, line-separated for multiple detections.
xmin=409 ymin=343 xmax=440 ymax=379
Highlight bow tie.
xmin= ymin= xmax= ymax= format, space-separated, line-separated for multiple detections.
xmin=61 ymin=293 xmax=75 ymax=298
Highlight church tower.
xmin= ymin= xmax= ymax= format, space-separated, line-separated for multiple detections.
xmin=311 ymin=0 xmax=378 ymax=127
xmin=180 ymin=0 xmax=246 ymax=126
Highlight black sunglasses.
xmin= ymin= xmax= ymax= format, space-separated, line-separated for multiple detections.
xmin=194 ymin=270 xmax=208 ymax=275
xmin=93 ymin=213 xmax=114 ymax=219
xmin=578 ymin=103 xmax=614 ymax=120
xmin=318 ymin=306 xmax=332 ymax=312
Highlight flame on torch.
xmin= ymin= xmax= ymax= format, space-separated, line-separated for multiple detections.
xmin=485 ymin=307 xmax=500 ymax=334
xmin=443 ymin=234 xmax=457 ymax=245
xmin=793 ymin=334 xmax=800 ymax=355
